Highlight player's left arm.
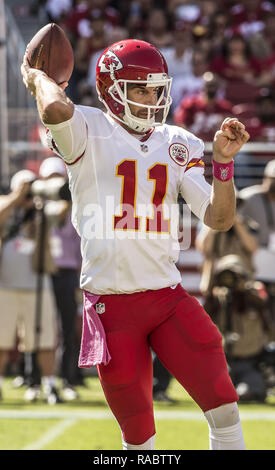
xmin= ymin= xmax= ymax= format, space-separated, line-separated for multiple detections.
xmin=204 ymin=117 xmax=250 ymax=231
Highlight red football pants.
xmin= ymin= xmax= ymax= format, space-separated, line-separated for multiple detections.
xmin=96 ymin=284 xmax=238 ymax=445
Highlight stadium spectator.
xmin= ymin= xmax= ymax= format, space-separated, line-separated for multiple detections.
xmin=233 ymin=87 xmax=275 ymax=142
xmin=160 ymin=20 xmax=193 ymax=83
xmin=261 ymin=12 xmax=275 ymax=87
xmin=243 ymin=10 xmax=275 ymax=61
xmin=173 ymin=72 xmax=233 ymax=141
xmin=71 ymin=5 xmax=124 ymax=102
xmin=143 ymin=9 xmax=173 ymax=49
xmin=167 ymin=0 xmax=201 ymax=25
xmin=170 ymin=48 xmax=210 ymax=111
xmin=0 ymin=170 xmax=61 ymax=404
xmin=63 ymin=0 xmax=120 ymax=45
xmin=206 ymin=10 xmax=232 ymax=56
xmin=199 ymin=0 xmax=219 ymax=26
xmin=74 ymin=11 xmax=109 ymax=77
xmin=260 ymin=10 xmax=275 ymax=54
xmin=229 ymin=0 xmax=274 ymax=37
xmin=239 ymin=160 xmax=275 ymax=341
xmin=210 ymin=34 xmax=264 ymax=85
xmin=29 ymin=0 xmax=73 ymax=23
xmin=33 ymin=0 xmax=73 ymax=22
xmin=127 ymin=0 xmax=155 ymax=31
xmin=39 ymin=157 xmax=82 ymax=399
xmin=263 ymin=55 xmax=275 ymax=89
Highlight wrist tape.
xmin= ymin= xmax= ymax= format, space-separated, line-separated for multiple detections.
xmin=213 ymin=160 xmax=234 ymax=181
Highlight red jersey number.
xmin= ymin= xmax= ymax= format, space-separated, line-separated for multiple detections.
xmin=114 ymin=159 xmax=170 ymax=233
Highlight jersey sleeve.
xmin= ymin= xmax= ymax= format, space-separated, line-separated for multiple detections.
xmin=45 ymin=106 xmax=88 ymax=165
xmin=179 ymin=133 xmax=212 ymax=221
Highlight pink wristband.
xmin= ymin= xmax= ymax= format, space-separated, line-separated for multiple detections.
xmin=212 ymin=160 xmax=234 ymax=181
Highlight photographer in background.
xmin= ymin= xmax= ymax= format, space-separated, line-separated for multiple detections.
xmin=239 ymin=160 xmax=275 ymax=341
xmin=39 ymin=157 xmax=82 ymax=400
xmin=0 ymin=170 xmax=61 ymax=404
xmin=207 ymin=255 xmax=272 ymax=403
xmin=195 ymin=191 xmax=259 ymax=298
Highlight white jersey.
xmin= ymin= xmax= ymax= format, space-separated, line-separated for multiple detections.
xmin=46 ymin=106 xmax=212 ymax=294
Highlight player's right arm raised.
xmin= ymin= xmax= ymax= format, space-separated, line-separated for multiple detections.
xmin=21 ymin=53 xmax=87 ymax=165
xmin=21 ymin=53 xmax=74 ymax=125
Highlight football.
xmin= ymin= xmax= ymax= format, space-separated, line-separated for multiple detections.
xmin=26 ymin=23 xmax=74 ymax=85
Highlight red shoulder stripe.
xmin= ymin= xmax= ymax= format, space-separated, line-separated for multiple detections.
xmin=185 ymin=158 xmax=204 ymax=173
xmin=65 ymin=150 xmax=85 ymax=166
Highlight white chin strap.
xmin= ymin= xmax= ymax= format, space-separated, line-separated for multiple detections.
xmin=122 ymin=109 xmax=154 ymax=133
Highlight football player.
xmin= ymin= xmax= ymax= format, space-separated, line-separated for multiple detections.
xmin=22 ymin=39 xmax=249 ymax=450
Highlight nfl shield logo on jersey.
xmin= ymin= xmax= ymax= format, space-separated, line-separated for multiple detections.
xmin=169 ymin=143 xmax=188 ymax=166
xmin=95 ymin=303 xmax=105 ymax=314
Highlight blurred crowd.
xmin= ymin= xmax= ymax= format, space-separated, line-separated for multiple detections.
xmin=29 ymin=0 xmax=275 ymax=142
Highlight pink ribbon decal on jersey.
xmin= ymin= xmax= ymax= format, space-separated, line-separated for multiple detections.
xmin=78 ymin=291 xmax=111 ymax=368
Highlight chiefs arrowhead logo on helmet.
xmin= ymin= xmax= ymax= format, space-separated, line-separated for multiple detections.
xmin=96 ymin=39 xmax=172 ymax=133
xmin=98 ymin=50 xmax=123 ymax=73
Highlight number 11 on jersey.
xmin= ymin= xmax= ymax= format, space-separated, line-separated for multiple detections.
xmin=113 ymin=159 xmax=170 ymax=234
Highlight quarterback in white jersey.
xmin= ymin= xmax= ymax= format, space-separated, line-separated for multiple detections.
xmin=22 ymin=38 xmax=249 ymax=451
xmin=46 ymin=105 xmax=210 ymax=295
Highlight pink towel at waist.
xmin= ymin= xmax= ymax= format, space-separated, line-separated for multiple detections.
xmin=78 ymin=291 xmax=111 ymax=368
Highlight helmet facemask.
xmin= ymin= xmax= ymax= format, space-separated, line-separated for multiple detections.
xmin=98 ymin=67 xmax=173 ymax=133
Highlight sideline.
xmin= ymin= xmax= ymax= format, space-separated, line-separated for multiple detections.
xmin=1 ymin=409 xmax=273 ymax=451
xmin=0 ymin=409 xmax=274 ymax=421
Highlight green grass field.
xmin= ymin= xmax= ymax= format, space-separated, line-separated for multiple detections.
xmin=0 ymin=376 xmax=275 ymax=450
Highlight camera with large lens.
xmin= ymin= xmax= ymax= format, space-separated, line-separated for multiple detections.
xmin=215 ymin=269 xmax=243 ymax=290
xmin=213 ymin=255 xmax=250 ymax=290
xmin=30 ymin=177 xmax=71 ymax=201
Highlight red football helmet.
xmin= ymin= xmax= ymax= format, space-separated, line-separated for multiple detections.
xmin=96 ymin=39 xmax=172 ymax=132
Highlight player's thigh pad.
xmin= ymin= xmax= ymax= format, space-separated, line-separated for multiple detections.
xmin=173 ymin=295 xmax=223 ymax=350
xmin=150 ymin=295 xmax=238 ymax=411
